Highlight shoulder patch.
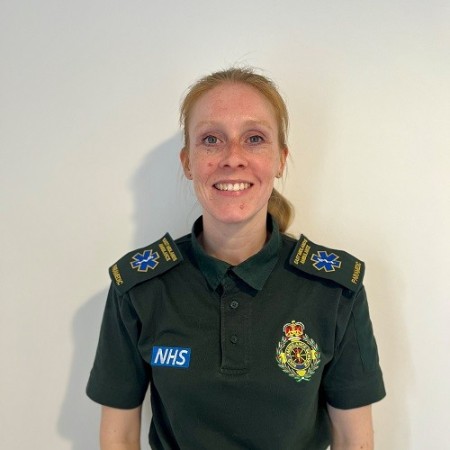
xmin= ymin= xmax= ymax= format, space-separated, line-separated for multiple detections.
xmin=289 ymin=235 xmax=364 ymax=292
xmin=109 ymin=233 xmax=183 ymax=294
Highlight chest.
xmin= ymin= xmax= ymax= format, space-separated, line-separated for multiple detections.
xmin=131 ymin=266 xmax=346 ymax=402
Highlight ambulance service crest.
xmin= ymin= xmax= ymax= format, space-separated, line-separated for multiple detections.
xmin=276 ymin=321 xmax=321 ymax=382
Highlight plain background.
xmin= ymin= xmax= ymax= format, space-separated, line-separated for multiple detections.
xmin=1 ymin=1 xmax=449 ymax=449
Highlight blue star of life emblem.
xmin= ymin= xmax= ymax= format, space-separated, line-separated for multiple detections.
xmin=311 ymin=251 xmax=342 ymax=272
xmin=130 ymin=249 xmax=160 ymax=272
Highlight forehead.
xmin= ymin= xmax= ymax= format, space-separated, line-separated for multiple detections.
xmin=189 ymin=82 xmax=277 ymax=127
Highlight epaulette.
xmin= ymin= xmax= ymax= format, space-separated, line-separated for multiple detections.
xmin=109 ymin=233 xmax=183 ymax=295
xmin=289 ymin=235 xmax=364 ymax=293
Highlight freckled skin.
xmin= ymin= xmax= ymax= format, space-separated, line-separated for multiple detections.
xmin=180 ymin=82 xmax=287 ymax=230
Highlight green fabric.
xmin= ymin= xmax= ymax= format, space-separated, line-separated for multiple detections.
xmin=191 ymin=215 xmax=281 ymax=291
xmin=109 ymin=233 xmax=183 ymax=295
xmin=87 ymin=216 xmax=386 ymax=450
xmin=290 ymin=235 xmax=365 ymax=292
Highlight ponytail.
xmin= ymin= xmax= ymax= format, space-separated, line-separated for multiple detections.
xmin=268 ymin=188 xmax=294 ymax=233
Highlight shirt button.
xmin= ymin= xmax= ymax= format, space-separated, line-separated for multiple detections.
xmin=230 ymin=335 xmax=238 ymax=344
xmin=230 ymin=300 xmax=239 ymax=309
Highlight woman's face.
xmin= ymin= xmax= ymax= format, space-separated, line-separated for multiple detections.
xmin=181 ymin=82 xmax=288 ymax=228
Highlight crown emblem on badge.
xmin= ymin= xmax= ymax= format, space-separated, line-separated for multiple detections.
xmin=276 ymin=321 xmax=321 ymax=383
xmin=283 ymin=321 xmax=304 ymax=338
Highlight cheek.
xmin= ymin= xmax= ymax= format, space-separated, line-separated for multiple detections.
xmin=190 ymin=155 xmax=216 ymax=177
xmin=260 ymin=156 xmax=281 ymax=177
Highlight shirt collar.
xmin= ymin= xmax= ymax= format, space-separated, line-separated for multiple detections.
xmin=191 ymin=215 xmax=281 ymax=291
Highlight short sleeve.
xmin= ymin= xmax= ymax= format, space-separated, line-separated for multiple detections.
xmin=322 ymin=286 xmax=386 ymax=409
xmin=86 ymin=284 xmax=150 ymax=409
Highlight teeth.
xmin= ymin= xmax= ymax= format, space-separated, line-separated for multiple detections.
xmin=215 ymin=182 xmax=251 ymax=192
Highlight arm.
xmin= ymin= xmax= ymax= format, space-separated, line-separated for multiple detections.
xmin=327 ymin=404 xmax=374 ymax=450
xmin=100 ymin=405 xmax=142 ymax=450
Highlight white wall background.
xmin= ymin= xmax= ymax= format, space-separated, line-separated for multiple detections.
xmin=1 ymin=1 xmax=449 ymax=448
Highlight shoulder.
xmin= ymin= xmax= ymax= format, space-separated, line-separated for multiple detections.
xmin=287 ymin=234 xmax=365 ymax=293
xmin=109 ymin=233 xmax=189 ymax=295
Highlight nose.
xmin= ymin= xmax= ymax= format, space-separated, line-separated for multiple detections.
xmin=219 ymin=140 xmax=248 ymax=169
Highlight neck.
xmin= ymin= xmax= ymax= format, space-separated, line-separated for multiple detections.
xmin=200 ymin=213 xmax=269 ymax=265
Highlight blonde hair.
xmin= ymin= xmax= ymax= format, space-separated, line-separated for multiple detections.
xmin=180 ymin=67 xmax=294 ymax=232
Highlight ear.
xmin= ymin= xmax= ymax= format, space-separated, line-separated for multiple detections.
xmin=180 ymin=147 xmax=192 ymax=179
xmin=278 ymin=147 xmax=288 ymax=177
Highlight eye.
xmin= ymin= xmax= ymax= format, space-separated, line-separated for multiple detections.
xmin=203 ymin=135 xmax=219 ymax=145
xmin=247 ymin=135 xmax=264 ymax=144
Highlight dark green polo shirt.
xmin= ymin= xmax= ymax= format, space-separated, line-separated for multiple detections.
xmin=87 ymin=216 xmax=385 ymax=449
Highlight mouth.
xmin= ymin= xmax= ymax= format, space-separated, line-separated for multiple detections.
xmin=214 ymin=182 xmax=252 ymax=192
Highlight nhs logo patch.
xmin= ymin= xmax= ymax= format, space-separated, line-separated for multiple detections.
xmin=151 ymin=346 xmax=191 ymax=369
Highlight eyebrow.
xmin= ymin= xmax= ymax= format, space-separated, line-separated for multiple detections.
xmin=193 ymin=119 xmax=274 ymax=131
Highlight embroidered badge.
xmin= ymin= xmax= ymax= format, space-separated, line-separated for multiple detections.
xmin=130 ymin=249 xmax=160 ymax=272
xmin=109 ymin=233 xmax=183 ymax=295
xmin=276 ymin=321 xmax=320 ymax=382
xmin=311 ymin=250 xmax=342 ymax=272
xmin=290 ymin=235 xmax=365 ymax=292
xmin=151 ymin=346 xmax=191 ymax=368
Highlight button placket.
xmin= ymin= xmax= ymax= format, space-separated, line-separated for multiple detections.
xmin=229 ymin=301 xmax=240 ymax=344
xmin=220 ymin=294 xmax=248 ymax=371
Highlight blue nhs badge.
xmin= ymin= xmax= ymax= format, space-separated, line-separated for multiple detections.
xmin=151 ymin=346 xmax=191 ymax=369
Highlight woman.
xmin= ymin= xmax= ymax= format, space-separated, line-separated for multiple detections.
xmin=87 ymin=68 xmax=385 ymax=449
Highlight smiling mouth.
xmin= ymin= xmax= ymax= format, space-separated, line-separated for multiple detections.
xmin=214 ymin=182 xmax=252 ymax=192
